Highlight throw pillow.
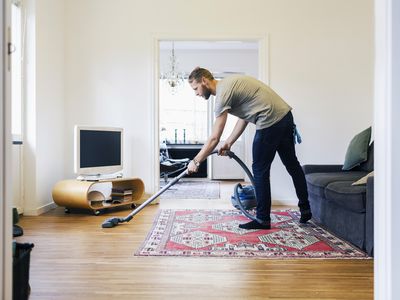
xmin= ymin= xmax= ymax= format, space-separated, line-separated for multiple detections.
xmin=359 ymin=141 xmax=374 ymax=172
xmin=352 ymin=171 xmax=374 ymax=186
xmin=342 ymin=127 xmax=372 ymax=170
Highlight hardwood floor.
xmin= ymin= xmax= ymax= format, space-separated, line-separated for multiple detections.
xmin=17 ymin=180 xmax=373 ymax=300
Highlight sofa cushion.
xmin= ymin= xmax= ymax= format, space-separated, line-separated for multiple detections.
xmin=342 ymin=127 xmax=371 ymax=170
xmin=325 ymin=181 xmax=367 ymax=213
xmin=305 ymin=171 xmax=367 ymax=197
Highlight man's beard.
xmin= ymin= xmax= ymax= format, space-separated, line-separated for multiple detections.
xmin=203 ymin=87 xmax=211 ymax=100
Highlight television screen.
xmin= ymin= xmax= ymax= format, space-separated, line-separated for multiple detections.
xmin=74 ymin=126 xmax=123 ymax=177
xmin=80 ymin=130 xmax=121 ymax=168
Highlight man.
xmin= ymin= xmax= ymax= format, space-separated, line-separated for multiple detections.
xmin=187 ymin=67 xmax=312 ymax=230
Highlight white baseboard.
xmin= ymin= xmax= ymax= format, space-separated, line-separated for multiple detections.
xmin=272 ymin=199 xmax=297 ymax=207
xmin=14 ymin=206 xmax=24 ymax=215
xmin=135 ymin=193 xmax=160 ymax=205
xmin=23 ymin=202 xmax=57 ymax=216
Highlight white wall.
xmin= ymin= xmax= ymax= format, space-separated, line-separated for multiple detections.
xmin=24 ymin=0 xmax=373 ymax=212
xmin=60 ymin=0 xmax=374 ymax=201
xmin=267 ymin=3 xmax=374 ymax=202
xmin=23 ymin=0 xmax=65 ymax=215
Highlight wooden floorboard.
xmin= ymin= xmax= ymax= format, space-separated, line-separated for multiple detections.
xmin=17 ymin=180 xmax=373 ymax=299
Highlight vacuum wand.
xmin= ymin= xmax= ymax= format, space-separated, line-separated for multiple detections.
xmin=123 ymin=170 xmax=187 ymax=222
xmin=101 ymin=169 xmax=188 ymax=228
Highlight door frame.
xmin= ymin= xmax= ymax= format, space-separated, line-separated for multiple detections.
xmin=374 ymin=0 xmax=400 ymax=298
xmin=1 ymin=0 xmax=13 ymax=298
xmin=150 ymin=34 xmax=269 ymax=193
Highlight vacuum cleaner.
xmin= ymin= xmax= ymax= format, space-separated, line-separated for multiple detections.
xmin=101 ymin=150 xmax=261 ymax=228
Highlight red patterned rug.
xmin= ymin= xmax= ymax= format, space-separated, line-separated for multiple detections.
xmin=135 ymin=209 xmax=370 ymax=259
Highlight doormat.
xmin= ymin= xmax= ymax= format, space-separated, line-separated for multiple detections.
xmin=159 ymin=181 xmax=220 ymax=199
xmin=135 ymin=209 xmax=370 ymax=259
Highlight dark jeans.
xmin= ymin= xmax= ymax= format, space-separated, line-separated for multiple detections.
xmin=252 ymin=111 xmax=310 ymax=222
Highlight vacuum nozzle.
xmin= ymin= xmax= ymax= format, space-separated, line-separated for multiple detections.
xmin=101 ymin=217 xmax=124 ymax=228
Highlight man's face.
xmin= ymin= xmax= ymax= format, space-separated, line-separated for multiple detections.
xmin=190 ymin=78 xmax=212 ymax=100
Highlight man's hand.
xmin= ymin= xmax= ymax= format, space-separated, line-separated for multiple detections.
xmin=218 ymin=142 xmax=232 ymax=156
xmin=187 ymin=160 xmax=199 ymax=174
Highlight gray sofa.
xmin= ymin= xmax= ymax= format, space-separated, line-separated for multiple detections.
xmin=302 ymin=142 xmax=374 ymax=256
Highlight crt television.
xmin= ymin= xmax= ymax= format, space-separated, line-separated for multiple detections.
xmin=74 ymin=126 xmax=123 ymax=176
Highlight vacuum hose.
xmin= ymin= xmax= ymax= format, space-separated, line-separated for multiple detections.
xmin=101 ymin=150 xmax=260 ymax=228
xmin=224 ymin=151 xmax=262 ymax=224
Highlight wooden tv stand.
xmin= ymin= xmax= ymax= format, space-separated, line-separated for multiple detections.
xmin=52 ymin=177 xmax=145 ymax=215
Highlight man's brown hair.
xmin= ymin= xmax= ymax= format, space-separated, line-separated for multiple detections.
xmin=188 ymin=67 xmax=214 ymax=83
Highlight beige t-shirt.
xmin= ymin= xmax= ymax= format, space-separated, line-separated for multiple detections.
xmin=214 ymin=75 xmax=292 ymax=130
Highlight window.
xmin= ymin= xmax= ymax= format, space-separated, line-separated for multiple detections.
xmin=160 ymin=80 xmax=208 ymax=144
xmin=159 ymin=77 xmax=243 ymax=145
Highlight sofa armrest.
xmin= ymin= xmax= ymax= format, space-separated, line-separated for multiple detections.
xmin=365 ymin=175 xmax=374 ymax=256
xmin=302 ymin=164 xmax=343 ymax=175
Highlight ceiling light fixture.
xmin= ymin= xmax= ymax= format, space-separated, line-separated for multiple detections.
xmin=161 ymin=41 xmax=185 ymax=95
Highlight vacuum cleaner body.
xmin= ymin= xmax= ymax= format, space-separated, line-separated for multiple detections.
xmin=231 ymin=185 xmax=257 ymax=210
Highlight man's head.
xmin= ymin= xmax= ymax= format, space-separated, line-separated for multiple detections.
xmin=188 ymin=67 xmax=216 ymax=100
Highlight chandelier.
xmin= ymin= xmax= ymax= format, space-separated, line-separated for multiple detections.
xmin=161 ymin=42 xmax=185 ymax=95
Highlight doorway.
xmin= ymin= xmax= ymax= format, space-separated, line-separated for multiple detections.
xmin=155 ymin=38 xmax=265 ymax=191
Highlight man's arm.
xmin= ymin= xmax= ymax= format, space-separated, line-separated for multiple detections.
xmin=187 ymin=111 xmax=228 ymax=173
xmin=218 ymin=118 xmax=248 ymax=155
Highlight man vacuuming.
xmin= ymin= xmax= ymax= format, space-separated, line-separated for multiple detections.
xmin=187 ymin=67 xmax=312 ymax=230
